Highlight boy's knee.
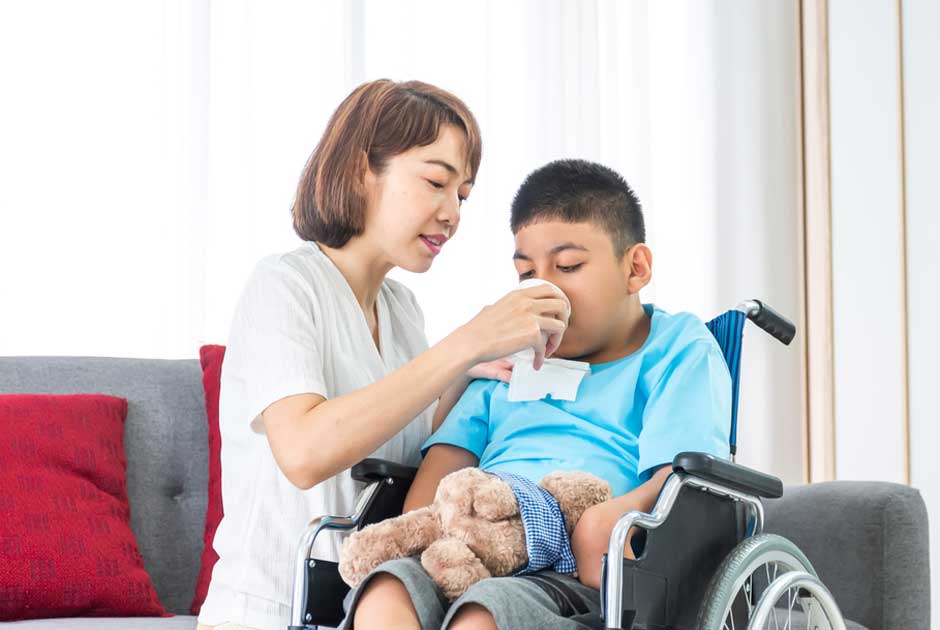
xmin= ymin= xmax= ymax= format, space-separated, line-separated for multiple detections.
xmin=447 ymin=602 xmax=497 ymax=630
xmin=354 ymin=573 xmax=419 ymax=630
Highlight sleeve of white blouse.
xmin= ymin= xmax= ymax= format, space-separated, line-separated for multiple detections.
xmin=226 ymin=257 xmax=328 ymax=434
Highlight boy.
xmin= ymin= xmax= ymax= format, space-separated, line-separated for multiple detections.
xmin=345 ymin=160 xmax=731 ymax=630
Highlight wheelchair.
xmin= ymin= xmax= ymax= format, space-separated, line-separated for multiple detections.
xmin=287 ymin=300 xmax=848 ymax=630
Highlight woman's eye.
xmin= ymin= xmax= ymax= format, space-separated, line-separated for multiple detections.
xmin=426 ymin=179 xmax=445 ymax=190
xmin=558 ymin=264 xmax=583 ymax=273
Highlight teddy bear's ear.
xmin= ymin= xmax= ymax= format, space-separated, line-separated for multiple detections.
xmin=471 ymin=476 xmax=519 ymax=521
xmin=540 ymin=471 xmax=613 ymax=532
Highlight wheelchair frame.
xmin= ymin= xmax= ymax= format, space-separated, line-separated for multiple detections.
xmin=287 ymin=300 xmax=838 ymax=630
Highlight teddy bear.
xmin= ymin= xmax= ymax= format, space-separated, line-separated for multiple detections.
xmin=338 ymin=467 xmax=613 ymax=600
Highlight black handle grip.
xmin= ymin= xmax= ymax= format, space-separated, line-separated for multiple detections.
xmin=750 ymin=300 xmax=796 ymax=345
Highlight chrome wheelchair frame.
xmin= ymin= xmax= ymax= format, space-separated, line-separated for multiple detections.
xmin=287 ymin=300 xmax=847 ymax=630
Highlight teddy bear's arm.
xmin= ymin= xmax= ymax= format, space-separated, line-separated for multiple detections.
xmin=338 ymin=506 xmax=442 ymax=587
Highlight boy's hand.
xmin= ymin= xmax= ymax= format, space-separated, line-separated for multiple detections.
xmin=570 ymin=465 xmax=673 ymax=590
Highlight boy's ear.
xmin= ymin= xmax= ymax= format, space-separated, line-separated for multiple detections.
xmin=621 ymin=243 xmax=652 ymax=295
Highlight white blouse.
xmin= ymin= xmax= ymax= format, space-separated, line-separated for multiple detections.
xmin=198 ymin=242 xmax=434 ymax=630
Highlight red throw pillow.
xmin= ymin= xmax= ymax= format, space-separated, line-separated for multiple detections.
xmin=190 ymin=344 xmax=226 ymax=615
xmin=0 ymin=394 xmax=167 ymax=620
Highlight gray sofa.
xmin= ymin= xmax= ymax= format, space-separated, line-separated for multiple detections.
xmin=0 ymin=356 xmax=931 ymax=629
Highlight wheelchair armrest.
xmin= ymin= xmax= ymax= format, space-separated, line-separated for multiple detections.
xmin=290 ymin=461 xmax=417 ymax=629
xmin=672 ymin=451 xmax=783 ymax=498
xmin=351 ymin=457 xmax=418 ymax=484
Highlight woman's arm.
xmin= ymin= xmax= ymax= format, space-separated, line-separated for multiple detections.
xmin=401 ymin=444 xmax=479 ymax=512
xmin=263 ymin=333 xmax=476 ymax=490
xmin=569 ymin=465 xmax=673 ymax=590
xmin=263 ymin=285 xmax=566 ymax=490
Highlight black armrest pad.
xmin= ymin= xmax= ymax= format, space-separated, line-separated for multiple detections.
xmin=672 ymin=451 xmax=783 ymax=498
xmin=351 ymin=458 xmax=418 ymax=484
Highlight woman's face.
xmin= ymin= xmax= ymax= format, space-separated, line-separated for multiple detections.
xmin=361 ymin=124 xmax=474 ymax=273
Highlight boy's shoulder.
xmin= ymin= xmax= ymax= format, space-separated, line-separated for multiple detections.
xmin=647 ymin=304 xmax=717 ymax=350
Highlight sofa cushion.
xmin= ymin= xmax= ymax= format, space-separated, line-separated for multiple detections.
xmin=0 ymin=357 xmax=209 ymax=615
xmin=191 ymin=345 xmax=226 ymax=615
xmin=0 ymin=394 xmax=166 ymax=620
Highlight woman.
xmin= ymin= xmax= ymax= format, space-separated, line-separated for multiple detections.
xmin=196 ymin=80 xmax=568 ymax=630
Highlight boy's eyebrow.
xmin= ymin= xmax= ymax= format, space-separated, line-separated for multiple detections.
xmin=423 ymin=159 xmax=474 ymax=185
xmin=513 ymin=242 xmax=589 ymax=260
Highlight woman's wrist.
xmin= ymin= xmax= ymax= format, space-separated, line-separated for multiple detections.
xmin=438 ymin=324 xmax=481 ymax=371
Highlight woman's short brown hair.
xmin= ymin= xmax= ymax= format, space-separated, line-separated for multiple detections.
xmin=292 ymin=79 xmax=483 ymax=247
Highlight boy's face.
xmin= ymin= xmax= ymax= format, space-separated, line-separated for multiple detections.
xmin=513 ymin=220 xmax=650 ymax=361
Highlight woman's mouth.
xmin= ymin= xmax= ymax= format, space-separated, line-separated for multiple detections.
xmin=419 ymin=234 xmax=446 ymax=255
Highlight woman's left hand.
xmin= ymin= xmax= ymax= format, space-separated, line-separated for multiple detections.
xmin=467 ymin=358 xmax=514 ymax=383
xmin=433 ymin=359 xmax=515 ymax=432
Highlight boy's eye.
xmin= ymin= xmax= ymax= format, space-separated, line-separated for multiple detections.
xmin=558 ymin=264 xmax=583 ymax=273
xmin=518 ymin=270 xmax=534 ymax=280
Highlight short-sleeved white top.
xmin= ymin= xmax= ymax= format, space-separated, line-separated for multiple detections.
xmin=198 ymin=242 xmax=434 ymax=630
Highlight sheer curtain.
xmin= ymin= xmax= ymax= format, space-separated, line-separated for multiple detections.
xmin=0 ymin=0 xmax=802 ymax=482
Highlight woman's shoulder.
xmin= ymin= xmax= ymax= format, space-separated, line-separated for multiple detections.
xmin=229 ymin=245 xmax=342 ymax=323
xmin=382 ymin=276 xmax=423 ymax=322
xmin=245 ymin=243 xmax=335 ymax=294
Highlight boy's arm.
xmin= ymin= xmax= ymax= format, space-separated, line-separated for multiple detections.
xmin=434 ymin=360 xmax=513 ymax=431
xmin=401 ymin=444 xmax=480 ymax=513
xmin=570 ymin=464 xmax=673 ymax=590
xmin=433 ymin=374 xmax=473 ymax=432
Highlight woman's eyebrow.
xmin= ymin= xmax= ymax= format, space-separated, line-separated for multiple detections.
xmin=423 ymin=159 xmax=474 ymax=185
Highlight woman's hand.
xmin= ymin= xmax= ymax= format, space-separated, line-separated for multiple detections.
xmin=467 ymin=358 xmax=514 ymax=383
xmin=455 ymin=284 xmax=570 ymax=370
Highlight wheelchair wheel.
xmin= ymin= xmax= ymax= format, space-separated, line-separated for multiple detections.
xmin=697 ymin=533 xmax=845 ymax=630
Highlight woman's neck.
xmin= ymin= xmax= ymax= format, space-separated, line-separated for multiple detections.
xmin=317 ymin=238 xmax=394 ymax=314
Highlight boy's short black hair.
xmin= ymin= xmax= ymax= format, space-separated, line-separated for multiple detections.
xmin=510 ymin=159 xmax=645 ymax=256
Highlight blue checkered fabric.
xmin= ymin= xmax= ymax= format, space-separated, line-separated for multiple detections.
xmin=492 ymin=470 xmax=577 ymax=575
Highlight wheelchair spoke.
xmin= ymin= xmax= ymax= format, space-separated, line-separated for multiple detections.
xmin=745 ymin=573 xmax=755 ymax=618
xmin=720 ymin=559 xmax=845 ymax=630
xmin=706 ymin=536 xmax=846 ymax=630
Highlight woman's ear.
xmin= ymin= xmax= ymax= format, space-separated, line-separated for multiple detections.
xmin=361 ymin=150 xmax=377 ymax=188
xmin=621 ymin=243 xmax=653 ymax=295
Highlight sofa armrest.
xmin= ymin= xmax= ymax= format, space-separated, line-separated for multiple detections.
xmin=762 ymin=481 xmax=930 ymax=630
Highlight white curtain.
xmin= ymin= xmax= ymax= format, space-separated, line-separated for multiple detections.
xmin=0 ymin=0 xmax=802 ymax=483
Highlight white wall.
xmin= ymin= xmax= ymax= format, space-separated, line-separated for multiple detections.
xmin=829 ymin=0 xmax=938 ymax=623
xmin=902 ymin=0 xmax=940 ymax=625
xmin=829 ymin=0 xmax=908 ymax=484
xmin=0 ymin=1 xmax=804 ymax=485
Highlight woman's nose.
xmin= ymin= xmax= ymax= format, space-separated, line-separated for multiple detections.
xmin=437 ymin=198 xmax=460 ymax=227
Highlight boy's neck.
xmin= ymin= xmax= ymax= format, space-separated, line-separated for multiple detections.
xmin=578 ymin=300 xmax=651 ymax=365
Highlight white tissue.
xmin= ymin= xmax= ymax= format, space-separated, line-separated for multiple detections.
xmin=506 ymin=279 xmax=589 ymax=402
xmin=507 ymin=349 xmax=590 ymax=402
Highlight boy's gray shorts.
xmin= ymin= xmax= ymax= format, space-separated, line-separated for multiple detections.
xmin=340 ymin=556 xmax=603 ymax=629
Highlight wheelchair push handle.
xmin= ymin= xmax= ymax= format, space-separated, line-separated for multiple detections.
xmin=745 ymin=299 xmax=795 ymax=346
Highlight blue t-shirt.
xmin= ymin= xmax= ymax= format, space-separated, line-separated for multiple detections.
xmin=422 ymin=304 xmax=732 ymax=497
